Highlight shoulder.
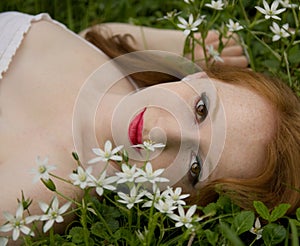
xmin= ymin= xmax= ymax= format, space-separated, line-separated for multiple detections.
xmin=3 ymin=14 xmax=110 ymax=83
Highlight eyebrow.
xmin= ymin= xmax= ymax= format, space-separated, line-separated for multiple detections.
xmin=209 ymin=87 xmax=219 ymax=123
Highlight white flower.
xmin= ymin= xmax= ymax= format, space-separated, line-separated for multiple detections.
xmin=255 ymin=0 xmax=286 ymax=20
xmin=154 ymin=198 xmax=177 ymax=214
xmin=132 ymin=140 xmax=165 ymax=152
xmin=115 ymin=164 xmax=140 ymax=184
xmin=136 ymin=162 xmax=169 ymax=184
xmin=177 ymin=14 xmax=203 ymax=36
xmin=250 ymin=217 xmax=263 ymax=240
xmin=278 ymin=0 xmax=298 ymax=8
xmin=184 ymin=0 xmax=194 ymax=4
xmin=207 ymin=45 xmax=224 ymax=63
xmin=117 ymin=186 xmax=146 ymax=209
xmin=136 ymin=228 xmax=148 ymax=242
xmin=69 ymin=166 xmax=94 ymax=189
xmin=30 ymin=156 xmax=56 ymax=183
xmin=270 ymin=22 xmax=291 ymax=41
xmin=168 ymin=205 xmax=200 ymax=229
xmin=0 ymin=203 xmax=36 ymax=241
xmin=88 ymin=140 xmax=123 ymax=164
xmin=0 ymin=237 xmax=8 ymax=246
xmin=39 ymin=196 xmax=71 ymax=233
xmin=90 ymin=171 xmax=119 ymax=196
xmin=162 ymin=186 xmax=190 ymax=206
xmin=226 ymin=19 xmax=244 ymax=32
xmin=142 ymin=187 xmax=164 ymax=208
xmin=159 ymin=10 xmax=181 ymax=21
xmin=205 ymin=0 xmax=225 ymax=10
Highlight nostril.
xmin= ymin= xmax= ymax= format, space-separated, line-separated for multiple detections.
xmin=148 ymin=126 xmax=167 ymax=147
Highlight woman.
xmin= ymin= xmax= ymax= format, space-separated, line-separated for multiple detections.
xmin=83 ymin=23 xmax=300 ymax=212
xmin=0 ymin=11 xmax=299 ymax=231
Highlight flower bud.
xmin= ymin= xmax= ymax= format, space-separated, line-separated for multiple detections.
xmin=17 ymin=190 xmax=32 ymax=210
xmin=122 ymin=150 xmax=129 ymax=163
xmin=41 ymin=178 xmax=56 ymax=191
xmin=72 ymin=152 xmax=79 ymax=161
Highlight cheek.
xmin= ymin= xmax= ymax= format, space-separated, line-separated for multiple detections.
xmin=210 ymin=140 xmax=268 ymax=180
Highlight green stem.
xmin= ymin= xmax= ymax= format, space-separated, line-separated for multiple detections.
xmin=146 ymin=212 xmax=160 ymax=245
xmin=191 ymin=33 xmax=195 ymax=62
xmin=137 ymin=204 xmax=141 ymax=229
xmin=292 ymin=7 xmax=299 ymax=29
xmin=128 ymin=209 xmax=132 ymax=230
xmin=206 ymin=11 xmax=221 ymax=31
xmin=248 ymin=238 xmax=257 ymax=246
xmin=248 ymin=30 xmax=281 ymax=61
xmin=54 ymin=190 xmax=81 ymax=207
xmin=90 ymin=198 xmax=115 ymax=238
xmin=49 ymin=173 xmax=72 ymax=185
xmin=238 ymin=0 xmax=250 ymax=25
xmin=283 ymin=51 xmax=292 ymax=87
xmin=193 ymin=33 xmax=208 ymax=66
xmin=49 ymin=227 xmax=55 ymax=246
xmin=80 ymin=198 xmax=90 ymax=246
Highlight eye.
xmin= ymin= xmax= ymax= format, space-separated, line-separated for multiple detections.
xmin=189 ymin=152 xmax=202 ymax=186
xmin=195 ymin=93 xmax=209 ymax=122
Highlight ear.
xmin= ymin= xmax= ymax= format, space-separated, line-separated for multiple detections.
xmin=182 ymin=72 xmax=208 ymax=81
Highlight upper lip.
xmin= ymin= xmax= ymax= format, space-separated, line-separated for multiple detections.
xmin=128 ymin=108 xmax=146 ymax=145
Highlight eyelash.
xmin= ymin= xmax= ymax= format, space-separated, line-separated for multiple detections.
xmin=195 ymin=93 xmax=209 ymax=123
xmin=189 ymin=152 xmax=203 ymax=186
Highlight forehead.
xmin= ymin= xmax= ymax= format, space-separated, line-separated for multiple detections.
xmin=213 ymin=79 xmax=276 ymax=142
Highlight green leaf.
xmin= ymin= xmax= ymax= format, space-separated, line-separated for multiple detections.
xmin=103 ymin=205 xmax=122 ymax=219
xmin=253 ymin=201 xmax=270 ymax=221
xmin=262 ymin=223 xmax=286 ymax=246
xmin=263 ymin=59 xmax=280 ymax=70
xmin=203 ymin=202 xmax=217 ymax=216
xmin=288 ymin=45 xmax=300 ymax=64
xmin=217 ymin=196 xmax=240 ymax=214
xmin=232 ymin=211 xmax=255 ymax=235
xmin=220 ymin=222 xmax=245 ymax=246
xmin=69 ymin=227 xmax=85 ymax=244
xmin=91 ymin=222 xmax=110 ymax=239
xmin=106 ymin=218 xmax=120 ymax=232
xmin=296 ymin=207 xmax=300 ymax=221
xmin=269 ymin=204 xmax=291 ymax=222
xmin=289 ymin=219 xmax=300 ymax=246
xmin=204 ymin=229 xmax=218 ymax=246
xmin=114 ymin=227 xmax=134 ymax=243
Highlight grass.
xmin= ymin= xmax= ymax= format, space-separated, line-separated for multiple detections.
xmin=0 ymin=0 xmax=183 ymax=33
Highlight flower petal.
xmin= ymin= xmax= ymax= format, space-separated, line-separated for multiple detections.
xmin=104 ymin=140 xmax=112 ymax=152
xmin=43 ymin=220 xmax=54 ymax=233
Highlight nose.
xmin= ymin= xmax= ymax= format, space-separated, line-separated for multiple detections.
xmin=142 ymin=107 xmax=203 ymax=153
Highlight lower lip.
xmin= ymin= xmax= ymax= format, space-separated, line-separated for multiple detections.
xmin=128 ymin=108 xmax=146 ymax=145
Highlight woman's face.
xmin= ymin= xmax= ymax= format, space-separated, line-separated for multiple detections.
xmin=109 ymin=75 xmax=276 ymax=192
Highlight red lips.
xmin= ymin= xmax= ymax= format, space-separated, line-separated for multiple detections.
xmin=128 ymin=108 xmax=146 ymax=145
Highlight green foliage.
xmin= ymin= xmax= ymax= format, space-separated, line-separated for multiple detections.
xmin=262 ymin=224 xmax=286 ymax=245
xmin=4 ymin=172 xmax=300 ymax=245
xmin=254 ymin=201 xmax=291 ymax=223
